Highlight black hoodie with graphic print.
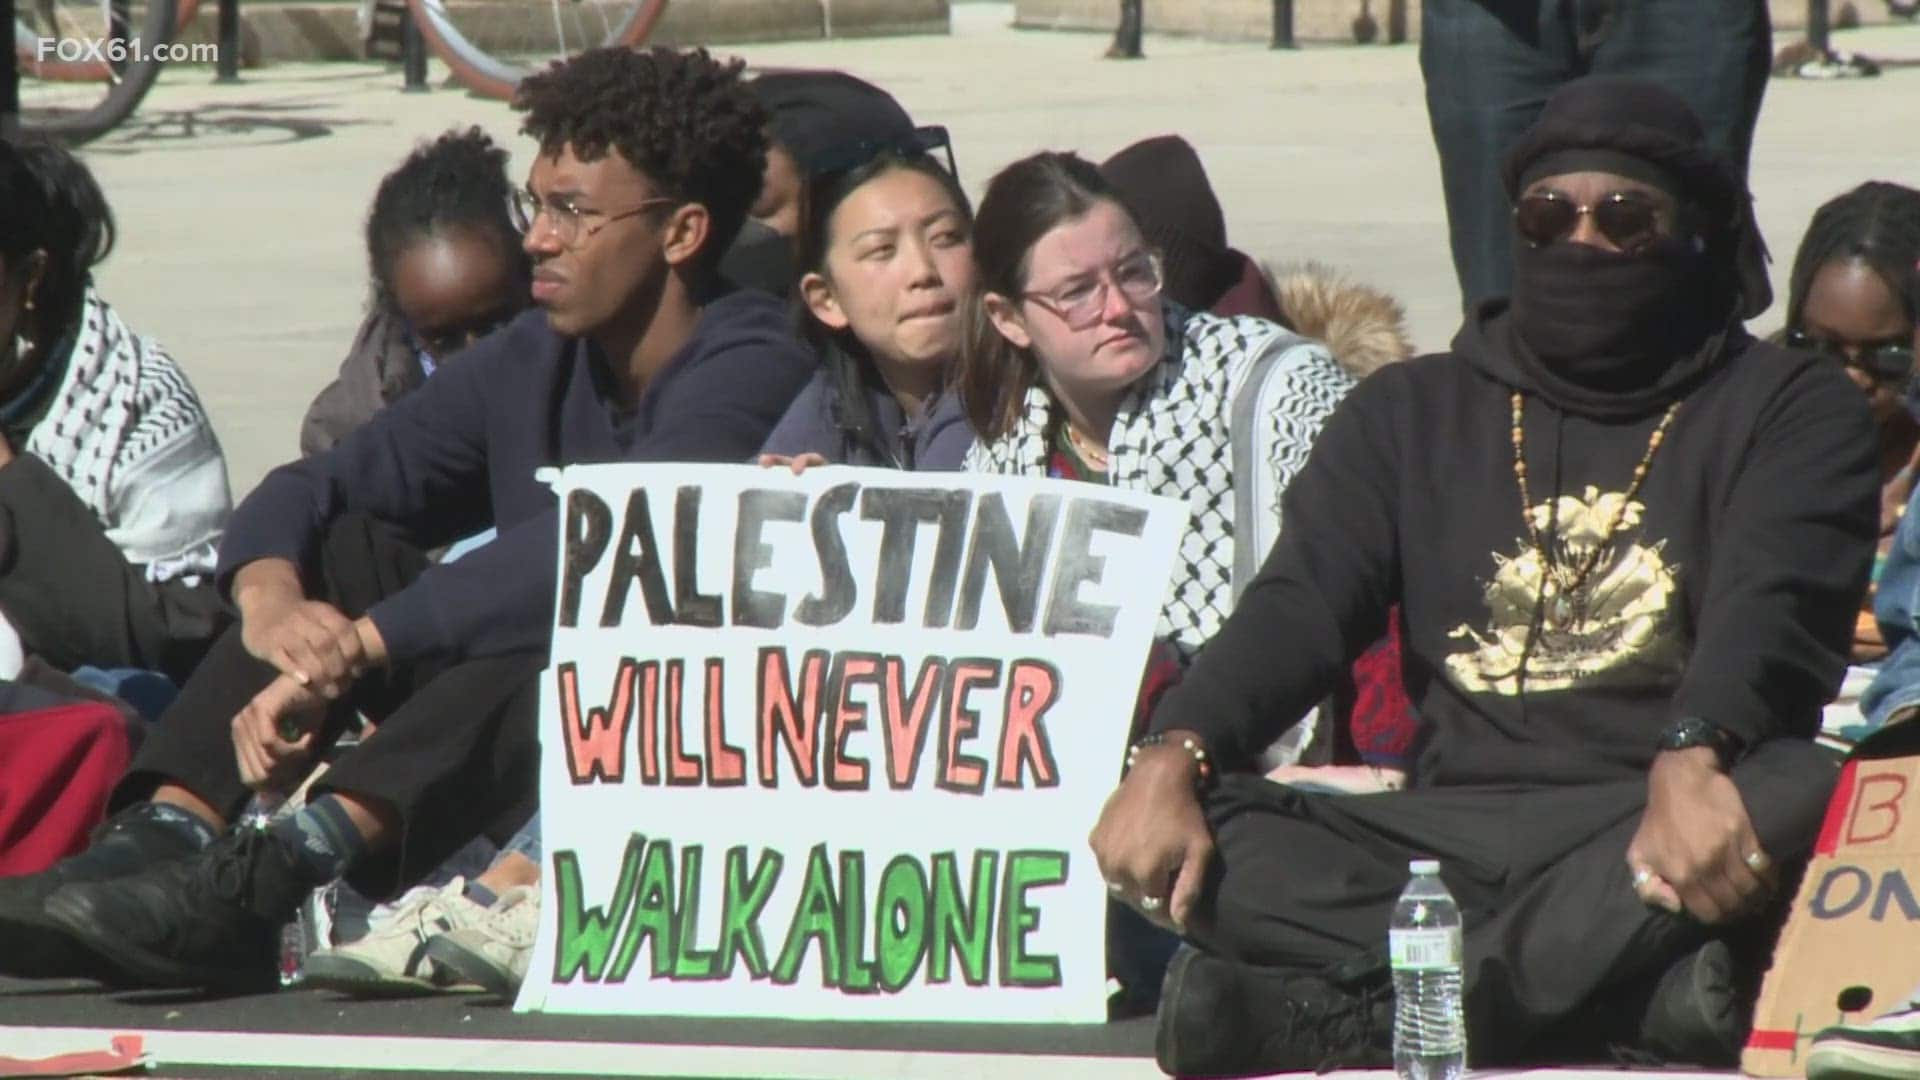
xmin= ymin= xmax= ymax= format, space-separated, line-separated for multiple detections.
xmin=1147 ymin=299 xmax=1878 ymax=791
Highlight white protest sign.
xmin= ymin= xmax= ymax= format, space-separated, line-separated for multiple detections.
xmin=517 ymin=463 xmax=1188 ymax=1023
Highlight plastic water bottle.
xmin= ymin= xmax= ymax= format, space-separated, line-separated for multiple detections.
xmin=1390 ymin=859 xmax=1466 ymax=1080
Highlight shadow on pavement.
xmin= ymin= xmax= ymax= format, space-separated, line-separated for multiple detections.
xmin=87 ymin=98 xmax=380 ymax=152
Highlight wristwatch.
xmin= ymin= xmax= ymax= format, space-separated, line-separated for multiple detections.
xmin=1656 ymin=716 xmax=1745 ymax=769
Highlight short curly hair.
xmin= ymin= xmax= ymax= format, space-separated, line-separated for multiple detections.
xmin=515 ymin=47 xmax=768 ymax=273
xmin=365 ymin=125 xmax=527 ymax=312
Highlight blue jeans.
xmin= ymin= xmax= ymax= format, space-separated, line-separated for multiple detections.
xmin=1420 ymin=0 xmax=1771 ymax=311
xmin=503 ymin=811 xmax=540 ymax=864
xmin=1866 ymin=489 xmax=1920 ymax=727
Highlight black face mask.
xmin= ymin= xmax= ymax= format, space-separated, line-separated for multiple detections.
xmin=1509 ymin=238 xmax=1718 ymax=392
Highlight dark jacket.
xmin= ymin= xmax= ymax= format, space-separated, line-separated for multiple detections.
xmin=220 ymin=288 xmax=814 ymax=666
xmin=758 ymin=363 xmax=972 ymax=470
xmin=1150 ymin=302 xmax=1878 ymax=789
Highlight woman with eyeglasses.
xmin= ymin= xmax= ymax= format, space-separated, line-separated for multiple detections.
xmin=959 ymin=151 xmax=1353 ymax=662
xmin=300 ymin=128 xmax=532 ymax=457
xmin=954 ymin=150 xmax=1354 ymax=1019
xmin=758 ymin=145 xmax=974 ymax=471
xmin=0 ymin=136 xmax=230 ymax=685
xmin=1779 ymin=182 xmax=1920 ymax=663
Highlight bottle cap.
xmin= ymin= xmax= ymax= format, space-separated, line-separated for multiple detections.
xmin=1409 ymin=859 xmax=1440 ymax=875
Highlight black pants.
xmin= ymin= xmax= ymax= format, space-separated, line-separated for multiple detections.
xmin=1189 ymin=738 xmax=1836 ymax=1061
xmin=0 ymin=455 xmax=226 ymax=682
xmin=1420 ymin=0 xmax=1771 ymax=311
xmin=114 ymin=515 xmax=544 ymax=898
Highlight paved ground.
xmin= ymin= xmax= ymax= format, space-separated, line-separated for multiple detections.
xmin=70 ymin=5 xmax=1920 ymax=497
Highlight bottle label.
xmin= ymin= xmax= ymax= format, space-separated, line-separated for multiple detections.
xmin=1390 ymin=927 xmax=1461 ymax=970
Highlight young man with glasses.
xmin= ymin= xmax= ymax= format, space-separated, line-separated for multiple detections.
xmin=1098 ymin=78 xmax=1879 ymax=1075
xmin=0 ymin=46 xmax=814 ymax=991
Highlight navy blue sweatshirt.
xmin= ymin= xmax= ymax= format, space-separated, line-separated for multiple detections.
xmin=758 ymin=365 xmax=972 ymax=471
xmin=218 ymin=288 xmax=813 ymax=665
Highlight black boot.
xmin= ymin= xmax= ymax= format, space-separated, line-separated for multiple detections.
xmin=1633 ymin=939 xmax=1750 ymax=1066
xmin=1155 ymin=945 xmax=1394 ymax=1077
xmin=41 ymin=826 xmax=312 ymax=991
xmin=0 ymin=803 xmax=211 ymax=979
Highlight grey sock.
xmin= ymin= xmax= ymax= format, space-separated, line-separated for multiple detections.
xmin=267 ymin=795 xmax=369 ymax=885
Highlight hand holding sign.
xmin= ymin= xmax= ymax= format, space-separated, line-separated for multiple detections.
xmin=1090 ymin=730 xmax=1215 ymax=932
xmin=756 ymin=452 xmax=829 ymax=475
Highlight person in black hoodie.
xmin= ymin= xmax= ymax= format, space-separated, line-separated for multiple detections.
xmin=0 ymin=46 xmax=814 ymax=991
xmin=1093 ymin=76 xmax=1878 ymax=1075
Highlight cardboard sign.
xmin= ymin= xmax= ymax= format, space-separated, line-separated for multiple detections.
xmin=1743 ymin=728 xmax=1920 ymax=1076
xmin=515 ymin=464 xmax=1188 ymax=1023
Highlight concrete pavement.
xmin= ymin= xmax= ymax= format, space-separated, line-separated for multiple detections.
xmin=72 ymin=5 xmax=1920 ymax=496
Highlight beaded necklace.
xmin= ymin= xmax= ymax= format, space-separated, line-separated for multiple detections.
xmin=1509 ymin=391 xmax=1680 ymax=626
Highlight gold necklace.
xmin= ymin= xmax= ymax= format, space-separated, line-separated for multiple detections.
xmin=1064 ymin=421 xmax=1111 ymax=470
xmin=1510 ymin=391 xmax=1679 ymax=627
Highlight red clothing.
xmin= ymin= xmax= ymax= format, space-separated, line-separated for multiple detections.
xmin=1208 ymin=252 xmax=1287 ymax=324
xmin=0 ymin=702 xmax=132 ymax=875
xmin=1343 ymin=607 xmax=1416 ymax=766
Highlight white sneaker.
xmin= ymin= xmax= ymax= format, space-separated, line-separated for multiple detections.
xmin=1809 ymin=997 xmax=1920 ymax=1080
xmin=423 ymin=885 xmax=538 ymax=1000
xmin=302 ymin=877 xmax=490 ymax=995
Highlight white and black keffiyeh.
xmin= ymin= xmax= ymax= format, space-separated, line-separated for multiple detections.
xmin=21 ymin=286 xmax=231 ymax=581
xmin=966 ymin=303 xmax=1353 ymax=662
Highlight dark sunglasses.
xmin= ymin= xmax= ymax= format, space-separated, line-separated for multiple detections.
xmin=1513 ymin=190 xmax=1666 ymax=253
xmin=1785 ymin=327 xmax=1917 ymax=385
xmin=807 ymin=125 xmax=958 ymax=181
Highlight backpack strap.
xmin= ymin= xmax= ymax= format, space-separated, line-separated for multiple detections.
xmin=1227 ymin=324 xmax=1333 ymax=771
xmin=1228 ymin=325 xmax=1315 ymax=602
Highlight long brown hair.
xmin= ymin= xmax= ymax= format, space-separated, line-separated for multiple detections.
xmin=955 ymin=151 xmax=1129 ymax=440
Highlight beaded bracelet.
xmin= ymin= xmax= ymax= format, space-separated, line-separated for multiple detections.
xmin=1127 ymin=733 xmax=1214 ymax=787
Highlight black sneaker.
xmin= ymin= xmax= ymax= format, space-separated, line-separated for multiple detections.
xmin=1155 ymin=945 xmax=1393 ymax=1077
xmin=1634 ymin=939 xmax=1749 ymax=1066
xmin=0 ymin=803 xmax=210 ymax=979
xmin=41 ymin=826 xmax=310 ymax=991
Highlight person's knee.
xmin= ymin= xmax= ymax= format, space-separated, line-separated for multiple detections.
xmin=1733 ymin=740 xmax=1843 ymax=857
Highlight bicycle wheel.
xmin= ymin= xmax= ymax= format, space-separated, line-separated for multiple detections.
xmin=405 ymin=0 xmax=666 ymax=102
xmin=13 ymin=0 xmax=175 ymax=142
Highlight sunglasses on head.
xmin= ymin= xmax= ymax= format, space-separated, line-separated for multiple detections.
xmin=808 ymin=125 xmax=958 ymax=181
xmin=1513 ymin=189 xmax=1666 ymax=254
xmin=1785 ymin=327 xmax=1917 ymax=385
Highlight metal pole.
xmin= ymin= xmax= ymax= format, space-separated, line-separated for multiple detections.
xmin=1 ymin=0 xmax=18 ymax=137
xmin=110 ymin=0 xmax=130 ymax=78
xmin=215 ymin=0 xmax=241 ymax=81
xmin=1271 ymin=0 xmax=1295 ymax=48
xmin=401 ymin=5 xmax=427 ymax=91
xmin=1807 ymin=0 xmax=1830 ymax=55
xmin=1107 ymin=0 xmax=1143 ymax=59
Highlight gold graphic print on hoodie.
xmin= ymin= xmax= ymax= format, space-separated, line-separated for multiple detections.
xmin=1446 ymin=485 xmax=1686 ymax=695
